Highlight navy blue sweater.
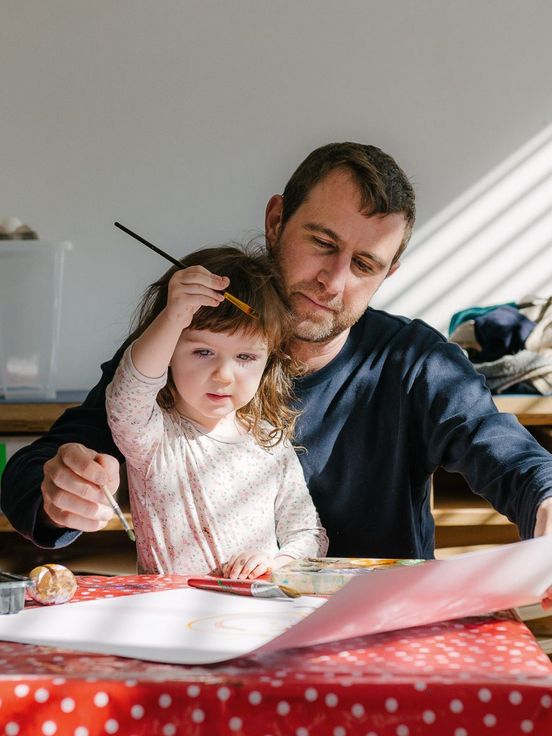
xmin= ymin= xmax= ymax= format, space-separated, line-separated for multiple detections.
xmin=2 ymin=308 xmax=552 ymax=556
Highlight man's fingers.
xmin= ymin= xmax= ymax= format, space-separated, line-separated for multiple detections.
xmin=41 ymin=480 xmax=113 ymax=523
xmin=43 ymin=465 xmax=107 ymax=505
xmin=42 ymin=499 xmax=111 ymax=533
xmin=58 ymin=443 xmax=109 ymax=487
xmin=95 ymin=453 xmax=120 ymax=492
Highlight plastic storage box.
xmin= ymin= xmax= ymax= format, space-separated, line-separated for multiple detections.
xmin=0 ymin=241 xmax=71 ymax=400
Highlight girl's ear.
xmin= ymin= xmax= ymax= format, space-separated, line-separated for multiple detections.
xmin=265 ymin=195 xmax=284 ymax=250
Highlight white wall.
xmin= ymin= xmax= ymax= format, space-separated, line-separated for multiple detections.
xmin=1 ymin=0 xmax=551 ymax=390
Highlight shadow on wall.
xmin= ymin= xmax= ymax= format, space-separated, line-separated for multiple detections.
xmin=373 ymin=124 xmax=552 ymax=335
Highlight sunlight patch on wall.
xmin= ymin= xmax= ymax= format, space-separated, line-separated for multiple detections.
xmin=373 ymin=125 xmax=552 ymax=335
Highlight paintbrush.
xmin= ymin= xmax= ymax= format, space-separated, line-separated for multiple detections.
xmin=101 ymin=485 xmax=136 ymax=542
xmin=114 ymin=222 xmax=257 ymax=319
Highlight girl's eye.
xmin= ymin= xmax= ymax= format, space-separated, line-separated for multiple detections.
xmin=237 ymin=354 xmax=256 ymax=362
xmin=193 ymin=349 xmax=213 ymax=358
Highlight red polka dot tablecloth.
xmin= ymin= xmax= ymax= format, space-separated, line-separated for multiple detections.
xmin=1 ymin=575 xmax=551 ymax=735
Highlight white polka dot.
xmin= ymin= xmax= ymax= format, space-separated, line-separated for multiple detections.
xmin=352 ymin=703 xmax=365 ymax=718
xmin=509 ymin=691 xmax=523 ymax=705
xmin=478 ymin=688 xmax=492 ymax=703
xmin=162 ymin=726 xmax=176 ymax=736
xmin=131 ymin=704 xmax=144 ymax=719
xmin=277 ymin=701 xmax=290 ymax=715
xmin=304 ymin=687 xmax=318 ymax=702
xmin=191 ymin=709 xmax=205 ymax=723
xmin=414 ymin=681 xmax=427 ymax=691
xmin=52 ymin=679 xmax=65 ymax=686
xmin=5 ymin=723 xmax=20 ymax=736
xmin=158 ymin=693 xmax=172 ymax=709
xmin=217 ymin=687 xmax=230 ymax=701
xmin=187 ymin=685 xmax=200 ymax=698
xmin=325 ymin=693 xmax=338 ymax=707
xmin=61 ymin=698 xmax=76 ymax=713
xmin=483 ymin=714 xmax=496 ymax=727
xmin=423 ymin=710 xmax=436 ymax=724
xmin=296 ymin=729 xmax=309 ymax=736
xmin=521 ymin=721 xmax=534 ymax=733
xmin=42 ymin=722 xmax=57 ymax=736
xmin=124 ymin=680 xmax=137 ymax=687
xmin=35 ymin=688 xmax=50 ymax=703
xmin=74 ymin=728 xmax=89 ymax=736
xmin=450 ymin=699 xmax=464 ymax=713
xmin=94 ymin=692 xmax=109 ymax=708
xmin=541 ymin=695 xmax=552 ymax=708
xmin=397 ymin=726 xmax=409 ymax=736
xmin=249 ymin=690 xmax=262 ymax=705
xmin=334 ymin=728 xmax=346 ymax=736
xmin=14 ymin=684 xmax=29 ymax=698
xmin=229 ymin=717 xmax=242 ymax=731
xmin=454 ymin=729 xmax=468 ymax=736
xmin=104 ymin=720 xmax=118 ymax=734
xmin=385 ymin=698 xmax=398 ymax=713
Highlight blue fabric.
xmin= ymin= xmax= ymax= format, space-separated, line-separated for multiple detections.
xmin=472 ymin=305 xmax=535 ymax=363
xmin=449 ymin=302 xmax=516 ymax=335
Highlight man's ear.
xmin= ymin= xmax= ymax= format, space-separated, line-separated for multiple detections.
xmin=386 ymin=260 xmax=401 ymax=279
xmin=265 ymin=194 xmax=284 ymax=250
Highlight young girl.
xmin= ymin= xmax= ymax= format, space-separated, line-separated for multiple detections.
xmin=106 ymin=245 xmax=328 ymax=578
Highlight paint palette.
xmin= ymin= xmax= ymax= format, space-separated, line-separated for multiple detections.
xmin=271 ymin=556 xmax=425 ymax=595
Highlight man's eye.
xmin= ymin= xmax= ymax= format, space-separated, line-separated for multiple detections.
xmin=354 ymin=259 xmax=373 ymax=274
xmin=313 ymin=238 xmax=335 ymax=250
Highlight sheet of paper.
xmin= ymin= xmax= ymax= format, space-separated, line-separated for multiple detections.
xmin=0 ymin=535 xmax=550 ymax=664
xmin=0 ymin=587 xmax=325 ymax=664
xmin=259 ymin=534 xmax=552 ymax=654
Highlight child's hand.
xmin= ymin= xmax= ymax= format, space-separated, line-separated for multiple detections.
xmin=222 ymin=551 xmax=273 ymax=579
xmin=165 ymin=266 xmax=229 ymax=327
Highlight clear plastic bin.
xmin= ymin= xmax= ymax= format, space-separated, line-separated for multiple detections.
xmin=0 ymin=241 xmax=72 ymax=400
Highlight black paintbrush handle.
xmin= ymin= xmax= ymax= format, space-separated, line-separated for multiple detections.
xmin=114 ymin=222 xmax=182 ymax=269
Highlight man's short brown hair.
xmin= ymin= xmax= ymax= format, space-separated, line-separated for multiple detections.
xmin=281 ymin=142 xmax=416 ymax=262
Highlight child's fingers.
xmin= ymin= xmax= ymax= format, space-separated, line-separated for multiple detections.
xmin=247 ymin=560 xmax=269 ymax=579
xmin=172 ymin=266 xmax=229 ymax=292
xmin=225 ymin=555 xmax=246 ymax=579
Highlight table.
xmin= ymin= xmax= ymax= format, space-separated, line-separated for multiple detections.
xmin=1 ymin=576 xmax=551 ymax=735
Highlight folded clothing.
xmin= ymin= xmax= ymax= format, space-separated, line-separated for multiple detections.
xmin=472 ymin=305 xmax=536 ymax=363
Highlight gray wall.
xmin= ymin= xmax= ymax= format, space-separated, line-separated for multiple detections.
xmin=2 ymin=0 xmax=551 ymax=390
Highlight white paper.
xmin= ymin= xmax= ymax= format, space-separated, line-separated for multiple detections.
xmin=259 ymin=534 xmax=552 ymax=654
xmin=0 ymin=535 xmax=550 ymax=664
xmin=0 ymin=587 xmax=325 ymax=664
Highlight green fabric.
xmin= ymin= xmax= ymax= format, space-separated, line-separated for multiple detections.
xmin=0 ymin=443 xmax=6 ymax=480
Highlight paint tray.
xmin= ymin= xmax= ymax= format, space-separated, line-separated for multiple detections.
xmin=271 ymin=557 xmax=425 ymax=595
xmin=0 ymin=572 xmax=31 ymax=614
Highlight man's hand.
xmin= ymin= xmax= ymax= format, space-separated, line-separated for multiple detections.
xmin=534 ymin=497 xmax=552 ymax=609
xmin=41 ymin=443 xmax=120 ymax=532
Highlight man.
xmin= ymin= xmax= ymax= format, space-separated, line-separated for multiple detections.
xmin=2 ymin=142 xmax=552 ymax=579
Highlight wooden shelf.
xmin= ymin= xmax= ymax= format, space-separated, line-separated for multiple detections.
xmin=493 ymin=395 xmax=552 ymax=426
xmin=0 ymin=511 xmax=133 ymax=534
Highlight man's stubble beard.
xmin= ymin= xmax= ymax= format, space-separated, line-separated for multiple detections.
xmin=270 ymin=238 xmax=365 ymax=344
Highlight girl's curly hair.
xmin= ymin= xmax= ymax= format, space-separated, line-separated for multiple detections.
xmin=126 ymin=243 xmax=302 ymax=448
